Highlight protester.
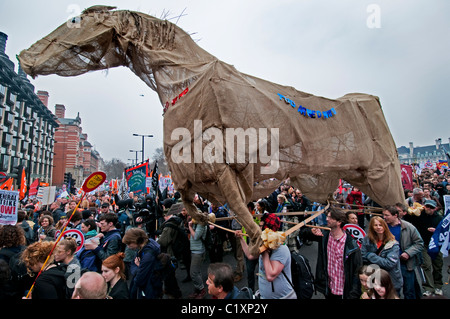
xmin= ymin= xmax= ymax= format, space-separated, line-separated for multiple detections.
xmin=293 ymin=189 xmax=312 ymax=212
xmin=123 ymin=228 xmax=163 ymax=299
xmin=0 ymin=225 xmax=30 ymax=298
xmin=17 ymin=210 xmax=35 ymax=245
xmin=50 ymin=201 xmax=66 ymax=224
xmin=345 ymin=211 xmax=359 ymax=225
xmin=80 ymin=218 xmax=98 ymax=239
xmin=21 ymin=241 xmax=67 ymax=299
xmin=65 ymin=209 xmax=83 ymax=231
xmin=382 ymin=205 xmax=424 ymax=299
xmin=83 ymin=212 xmax=122 ymax=268
xmin=235 ymin=202 xmax=261 ymax=291
xmin=101 ymin=252 xmax=129 ymax=299
xmin=206 ymin=262 xmax=252 ymax=299
xmin=299 ymin=206 xmax=362 ymax=299
xmin=36 ymin=214 xmax=56 ymax=242
xmin=362 ymin=268 xmax=400 ymax=299
xmin=158 ymin=206 xmax=190 ymax=288
xmin=407 ymin=188 xmax=426 ymax=207
xmin=209 ymin=203 xmax=229 ymax=263
xmin=404 ymin=199 xmax=444 ymax=296
xmin=187 ymin=218 xmax=208 ymax=299
xmin=346 ymin=187 xmax=364 ymax=228
xmin=54 ymin=237 xmax=81 ymax=298
xmin=237 ymin=229 xmax=297 ymax=299
xmin=395 ymin=202 xmax=409 ymax=219
xmin=72 ymin=271 xmax=107 ymax=299
xmin=360 ymin=216 xmax=403 ymax=296
xmin=358 ymin=264 xmax=376 ymax=299
xmin=258 ymin=200 xmax=281 ymax=232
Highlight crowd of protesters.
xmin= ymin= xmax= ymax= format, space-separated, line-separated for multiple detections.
xmin=0 ymin=166 xmax=449 ymax=300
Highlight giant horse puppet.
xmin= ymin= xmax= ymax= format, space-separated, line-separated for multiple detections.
xmin=19 ymin=6 xmax=404 ymax=256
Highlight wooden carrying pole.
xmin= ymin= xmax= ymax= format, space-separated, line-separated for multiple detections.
xmin=259 ymin=203 xmax=329 ymax=253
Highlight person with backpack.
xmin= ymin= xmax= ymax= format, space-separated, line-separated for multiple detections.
xmin=236 ymin=229 xmax=297 ymax=299
xmin=158 ymin=205 xmax=191 ymax=283
xmin=123 ymin=228 xmax=163 ymax=299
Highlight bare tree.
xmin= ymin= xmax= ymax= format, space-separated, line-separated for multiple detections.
xmin=151 ymin=147 xmax=169 ymax=175
xmin=103 ymin=158 xmax=127 ymax=179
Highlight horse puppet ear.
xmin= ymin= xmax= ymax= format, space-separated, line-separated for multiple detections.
xmin=82 ymin=5 xmax=117 ymax=14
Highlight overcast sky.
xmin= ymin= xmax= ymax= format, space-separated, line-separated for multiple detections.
xmin=1 ymin=0 xmax=449 ymax=164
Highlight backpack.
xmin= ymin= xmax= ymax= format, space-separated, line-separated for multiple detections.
xmin=154 ymin=252 xmax=178 ymax=281
xmin=201 ymin=224 xmax=214 ymax=251
xmin=162 ymin=222 xmax=190 ymax=258
xmin=283 ymin=250 xmax=315 ymax=299
xmin=236 ymin=286 xmax=254 ymax=299
xmin=77 ymin=247 xmax=99 ymax=272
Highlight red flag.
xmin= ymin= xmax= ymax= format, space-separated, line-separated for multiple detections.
xmin=0 ymin=178 xmax=13 ymax=190
xmin=400 ymin=164 xmax=413 ymax=190
xmin=19 ymin=167 xmax=27 ymax=200
xmin=29 ymin=178 xmax=40 ymax=197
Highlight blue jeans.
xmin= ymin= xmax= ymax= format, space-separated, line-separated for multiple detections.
xmin=401 ymin=263 xmax=419 ymax=299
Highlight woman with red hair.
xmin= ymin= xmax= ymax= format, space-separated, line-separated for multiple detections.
xmin=101 ymin=252 xmax=129 ymax=299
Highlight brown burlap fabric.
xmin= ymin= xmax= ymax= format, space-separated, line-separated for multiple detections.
xmin=19 ymin=6 xmax=404 ymax=256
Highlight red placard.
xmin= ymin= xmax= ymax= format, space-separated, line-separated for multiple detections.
xmin=82 ymin=171 xmax=106 ymax=193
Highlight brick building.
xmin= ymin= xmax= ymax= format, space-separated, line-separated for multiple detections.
xmin=51 ymin=102 xmax=102 ymax=187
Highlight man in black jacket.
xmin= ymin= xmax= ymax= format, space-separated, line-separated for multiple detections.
xmin=300 ymin=206 xmax=362 ymax=299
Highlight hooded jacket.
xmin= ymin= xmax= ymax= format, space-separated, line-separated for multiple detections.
xmin=129 ymin=238 xmax=163 ymax=299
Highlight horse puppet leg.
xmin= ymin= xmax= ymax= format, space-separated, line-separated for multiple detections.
xmin=178 ymin=187 xmax=209 ymax=225
xmin=217 ymin=166 xmax=263 ymax=258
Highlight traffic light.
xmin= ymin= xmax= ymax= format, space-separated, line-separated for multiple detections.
xmin=70 ymin=178 xmax=76 ymax=194
xmin=11 ymin=165 xmax=23 ymax=178
xmin=63 ymin=172 xmax=71 ymax=184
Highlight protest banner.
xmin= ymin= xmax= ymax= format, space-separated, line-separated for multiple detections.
xmin=428 ymin=195 xmax=450 ymax=259
xmin=125 ymin=162 xmax=148 ymax=196
xmin=0 ymin=190 xmax=19 ymax=226
xmin=37 ymin=186 xmax=56 ymax=206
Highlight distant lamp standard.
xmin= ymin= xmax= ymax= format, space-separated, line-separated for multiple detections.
xmin=133 ymin=133 xmax=153 ymax=163
xmin=129 ymin=150 xmax=142 ymax=165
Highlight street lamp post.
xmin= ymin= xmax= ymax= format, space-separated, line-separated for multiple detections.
xmin=129 ymin=150 xmax=142 ymax=165
xmin=133 ymin=133 xmax=153 ymax=163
